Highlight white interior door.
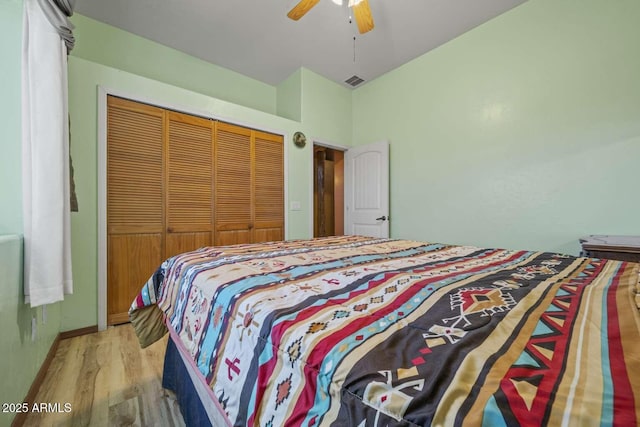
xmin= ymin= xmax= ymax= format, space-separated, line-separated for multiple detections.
xmin=344 ymin=140 xmax=389 ymax=238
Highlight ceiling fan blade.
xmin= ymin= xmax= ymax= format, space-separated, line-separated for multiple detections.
xmin=352 ymin=0 xmax=374 ymax=34
xmin=287 ymin=0 xmax=321 ymax=21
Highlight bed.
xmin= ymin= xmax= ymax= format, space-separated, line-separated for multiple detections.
xmin=129 ymin=235 xmax=640 ymax=426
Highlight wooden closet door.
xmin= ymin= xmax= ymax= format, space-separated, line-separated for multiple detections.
xmin=165 ymin=112 xmax=214 ymax=258
xmin=214 ymin=122 xmax=253 ymax=245
xmin=107 ymin=96 xmax=164 ymax=325
xmin=254 ymin=131 xmax=284 ymax=242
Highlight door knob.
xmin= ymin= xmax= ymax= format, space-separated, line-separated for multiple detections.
xmin=376 ymin=216 xmax=387 ymax=221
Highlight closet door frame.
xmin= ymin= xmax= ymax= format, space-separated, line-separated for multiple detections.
xmin=97 ymin=86 xmax=289 ymax=331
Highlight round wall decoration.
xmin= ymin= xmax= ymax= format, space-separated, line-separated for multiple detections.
xmin=293 ymin=131 xmax=307 ymax=148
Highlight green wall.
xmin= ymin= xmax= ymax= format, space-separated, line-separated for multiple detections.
xmin=300 ymin=68 xmax=353 ymax=146
xmin=0 ymin=236 xmax=62 ymax=427
xmin=0 ymin=0 xmax=23 ymax=235
xmin=352 ymin=0 xmax=640 ymax=255
xmin=278 ymin=67 xmax=353 ymax=144
xmin=277 ymin=69 xmax=303 ymax=122
xmin=72 ymin=14 xmax=277 ymax=115
xmin=0 ymin=2 xmax=62 ymax=426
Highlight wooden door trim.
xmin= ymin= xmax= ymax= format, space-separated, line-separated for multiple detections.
xmin=98 ymin=87 xmax=108 ymax=331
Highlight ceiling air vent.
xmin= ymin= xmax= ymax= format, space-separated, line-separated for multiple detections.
xmin=345 ymin=75 xmax=365 ymax=87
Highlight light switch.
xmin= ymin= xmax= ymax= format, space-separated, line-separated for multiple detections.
xmin=290 ymin=201 xmax=301 ymax=211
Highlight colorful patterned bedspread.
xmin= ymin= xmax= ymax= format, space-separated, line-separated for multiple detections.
xmin=130 ymin=236 xmax=640 ymax=426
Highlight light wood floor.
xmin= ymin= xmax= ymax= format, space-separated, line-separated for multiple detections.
xmin=23 ymin=325 xmax=185 ymax=427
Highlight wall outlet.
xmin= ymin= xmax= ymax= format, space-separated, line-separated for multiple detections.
xmin=31 ymin=316 xmax=37 ymax=342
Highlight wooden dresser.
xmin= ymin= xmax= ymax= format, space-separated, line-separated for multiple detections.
xmin=580 ymin=235 xmax=640 ymax=263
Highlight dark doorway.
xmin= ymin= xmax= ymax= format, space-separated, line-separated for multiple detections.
xmin=313 ymin=145 xmax=344 ymax=237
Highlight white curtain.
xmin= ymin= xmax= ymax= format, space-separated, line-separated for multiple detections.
xmin=22 ymin=0 xmax=73 ymax=306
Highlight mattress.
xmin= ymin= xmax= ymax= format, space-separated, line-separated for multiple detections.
xmin=130 ymin=235 xmax=640 ymax=426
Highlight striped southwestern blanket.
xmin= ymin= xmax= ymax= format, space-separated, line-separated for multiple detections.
xmin=130 ymin=236 xmax=640 ymax=426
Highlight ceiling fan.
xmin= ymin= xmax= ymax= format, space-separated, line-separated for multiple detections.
xmin=288 ymin=0 xmax=375 ymax=34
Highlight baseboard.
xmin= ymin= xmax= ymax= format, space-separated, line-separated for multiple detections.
xmin=11 ymin=333 xmax=61 ymax=427
xmin=11 ymin=325 xmax=99 ymax=427
xmin=59 ymin=325 xmax=99 ymax=340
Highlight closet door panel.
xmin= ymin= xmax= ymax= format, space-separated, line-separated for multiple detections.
xmin=165 ymin=233 xmax=212 ymax=257
xmin=215 ymin=122 xmax=252 ymax=245
xmin=253 ymin=225 xmax=284 ymax=243
xmin=216 ymin=230 xmax=252 ymax=246
xmin=254 ymin=131 xmax=284 ymax=242
xmin=107 ymin=96 xmax=164 ymax=324
xmin=107 ymin=98 xmax=164 ymax=233
xmin=107 ymin=234 xmax=162 ymax=325
xmin=166 ymin=112 xmax=214 ymax=258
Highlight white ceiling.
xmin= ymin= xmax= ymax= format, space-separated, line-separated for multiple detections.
xmin=75 ymin=0 xmax=527 ymax=88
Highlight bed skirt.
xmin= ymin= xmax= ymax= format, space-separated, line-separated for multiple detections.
xmin=163 ymin=328 xmax=231 ymax=427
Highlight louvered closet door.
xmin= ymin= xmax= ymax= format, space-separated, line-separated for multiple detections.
xmin=254 ymin=131 xmax=284 ymax=242
xmin=215 ymin=122 xmax=253 ymax=245
xmin=107 ymin=96 xmax=164 ymax=325
xmin=165 ymin=112 xmax=214 ymax=258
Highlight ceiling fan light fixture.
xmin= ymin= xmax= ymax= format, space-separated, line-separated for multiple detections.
xmin=288 ymin=0 xmax=373 ymax=34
